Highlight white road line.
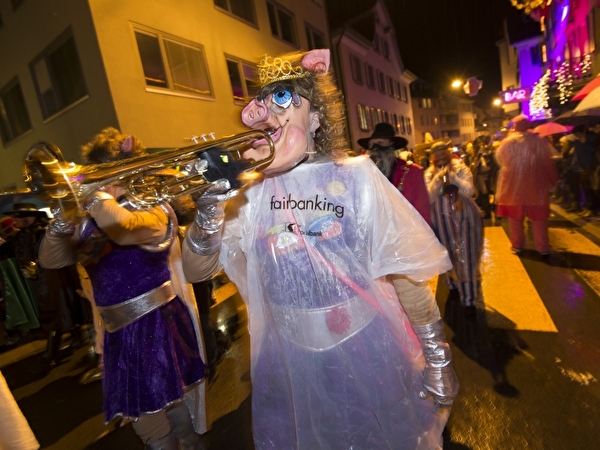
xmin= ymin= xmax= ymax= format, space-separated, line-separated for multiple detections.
xmin=549 ymin=227 xmax=600 ymax=295
xmin=481 ymin=227 xmax=558 ymax=332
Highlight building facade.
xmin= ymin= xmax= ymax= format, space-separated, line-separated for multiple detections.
xmin=327 ymin=0 xmax=415 ymax=154
xmin=500 ymin=0 xmax=600 ymax=120
xmin=411 ymin=80 xmax=477 ymax=150
xmin=0 ymin=0 xmax=329 ymax=190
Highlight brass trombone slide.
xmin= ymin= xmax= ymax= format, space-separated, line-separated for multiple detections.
xmin=21 ymin=130 xmax=275 ymax=219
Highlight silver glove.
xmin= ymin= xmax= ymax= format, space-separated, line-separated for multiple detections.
xmin=186 ymin=179 xmax=238 ymax=255
xmin=47 ymin=205 xmax=76 ymax=237
xmin=413 ymin=318 xmax=459 ymax=412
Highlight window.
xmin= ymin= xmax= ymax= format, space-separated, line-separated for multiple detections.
xmin=305 ymin=24 xmax=325 ymax=50
xmin=419 ymin=98 xmax=432 ymax=108
xmin=400 ymin=116 xmax=406 ymax=134
xmin=387 ymin=76 xmax=394 ymax=97
xmin=369 ymin=107 xmax=378 ymax=127
xmin=365 ymin=106 xmax=374 ymax=130
xmin=406 ymin=117 xmax=412 ymax=135
xmin=226 ymin=56 xmax=258 ymax=103
xmin=357 ymin=104 xmax=368 ymax=131
xmin=542 ymin=44 xmax=547 ymax=63
xmin=267 ymin=1 xmax=298 ymax=46
xmin=30 ymin=28 xmax=88 ymax=119
xmin=373 ymin=33 xmax=381 ymax=53
xmin=134 ymin=28 xmax=213 ymax=98
xmin=0 ymin=78 xmax=32 ymax=145
xmin=349 ymin=54 xmax=363 ymax=85
xmin=214 ymin=0 xmax=256 ymax=25
xmin=382 ymin=40 xmax=390 ymax=60
xmin=377 ymin=70 xmax=385 ymax=93
xmin=365 ymin=64 xmax=375 ymax=89
xmin=402 ymin=85 xmax=409 ymax=103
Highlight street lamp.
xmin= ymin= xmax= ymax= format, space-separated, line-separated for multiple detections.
xmin=493 ymin=98 xmax=502 ymax=107
xmin=451 ymin=80 xmax=462 ymax=89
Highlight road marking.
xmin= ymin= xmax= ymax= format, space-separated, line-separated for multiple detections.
xmin=481 ymin=227 xmax=558 ymax=332
xmin=213 ymin=282 xmax=239 ymax=306
xmin=0 ymin=339 xmax=45 ymax=369
xmin=549 ymin=227 xmax=600 ymax=296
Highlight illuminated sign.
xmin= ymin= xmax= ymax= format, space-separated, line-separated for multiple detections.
xmin=500 ymin=87 xmax=531 ymax=104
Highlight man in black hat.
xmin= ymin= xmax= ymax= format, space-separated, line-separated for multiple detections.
xmin=358 ymin=122 xmax=431 ymax=226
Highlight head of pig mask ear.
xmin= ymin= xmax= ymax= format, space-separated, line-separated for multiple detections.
xmin=300 ymin=49 xmax=330 ymax=74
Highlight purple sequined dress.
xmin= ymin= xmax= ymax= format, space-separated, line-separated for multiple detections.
xmin=78 ymin=220 xmax=205 ymax=422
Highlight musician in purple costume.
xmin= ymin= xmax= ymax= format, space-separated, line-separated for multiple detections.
xmin=38 ymin=129 xmax=207 ymax=450
xmin=182 ymin=49 xmax=458 ymax=450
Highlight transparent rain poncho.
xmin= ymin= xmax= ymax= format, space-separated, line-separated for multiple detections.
xmin=220 ymin=155 xmax=451 ymax=450
xmin=495 ymin=131 xmax=560 ymax=207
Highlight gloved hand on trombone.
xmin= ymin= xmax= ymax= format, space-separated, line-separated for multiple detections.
xmin=186 ymin=179 xmax=239 ymax=257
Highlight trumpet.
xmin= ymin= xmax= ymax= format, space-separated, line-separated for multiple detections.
xmin=22 ymin=130 xmax=275 ymax=220
xmin=439 ymin=166 xmax=462 ymax=210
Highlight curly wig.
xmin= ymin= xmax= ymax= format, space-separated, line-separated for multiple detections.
xmin=81 ymin=127 xmax=146 ymax=164
xmin=256 ymin=51 xmax=348 ymax=156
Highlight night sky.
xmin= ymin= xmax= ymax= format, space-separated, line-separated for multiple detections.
xmin=383 ymin=0 xmax=519 ymax=108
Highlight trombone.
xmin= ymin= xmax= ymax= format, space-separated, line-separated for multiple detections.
xmin=20 ymin=130 xmax=275 ymax=220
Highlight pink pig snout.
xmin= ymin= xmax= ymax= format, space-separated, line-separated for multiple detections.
xmin=241 ymin=99 xmax=271 ymax=127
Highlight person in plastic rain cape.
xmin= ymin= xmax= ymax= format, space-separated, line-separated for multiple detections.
xmin=182 ymin=49 xmax=459 ymax=450
xmin=494 ymin=115 xmax=559 ymax=255
xmin=37 ymin=130 xmax=208 ymax=450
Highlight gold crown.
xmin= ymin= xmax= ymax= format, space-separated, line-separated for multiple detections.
xmin=257 ymin=55 xmax=310 ymax=88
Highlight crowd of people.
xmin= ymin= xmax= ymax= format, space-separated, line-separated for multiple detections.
xmin=449 ymin=117 xmax=600 ymax=225
xmin=555 ymin=123 xmax=600 ymax=218
xmin=0 ymin=203 xmax=91 ymax=371
xmin=3 ymin=45 xmax=599 ymax=449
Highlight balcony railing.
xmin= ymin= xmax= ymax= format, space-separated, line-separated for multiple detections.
xmin=547 ymin=54 xmax=593 ymax=85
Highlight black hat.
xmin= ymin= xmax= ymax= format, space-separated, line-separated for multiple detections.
xmin=4 ymin=203 xmax=48 ymax=218
xmin=357 ymin=122 xmax=408 ymax=150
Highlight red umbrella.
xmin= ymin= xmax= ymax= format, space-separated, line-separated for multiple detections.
xmin=571 ymin=75 xmax=600 ymax=101
xmin=532 ymin=122 xmax=572 ymax=137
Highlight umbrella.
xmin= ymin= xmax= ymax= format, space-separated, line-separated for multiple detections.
xmin=554 ymin=108 xmax=600 ymax=126
xmin=574 ymin=85 xmax=600 ymax=112
xmin=571 ymin=75 xmax=600 ymax=102
xmin=532 ymin=122 xmax=572 ymax=136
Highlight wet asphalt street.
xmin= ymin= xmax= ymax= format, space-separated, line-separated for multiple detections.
xmin=1 ymin=203 xmax=599 ymax=450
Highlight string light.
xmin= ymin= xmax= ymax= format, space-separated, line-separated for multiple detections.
xmin=554 ymin=61 xmax=573 ymax=105
xmin=509 ymin=0 xmax=546 ymax=14
xmin=528 ymin=54 xmax=592 ymax=117
xmin=529 ymin=69 xmax=551 ymax=120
